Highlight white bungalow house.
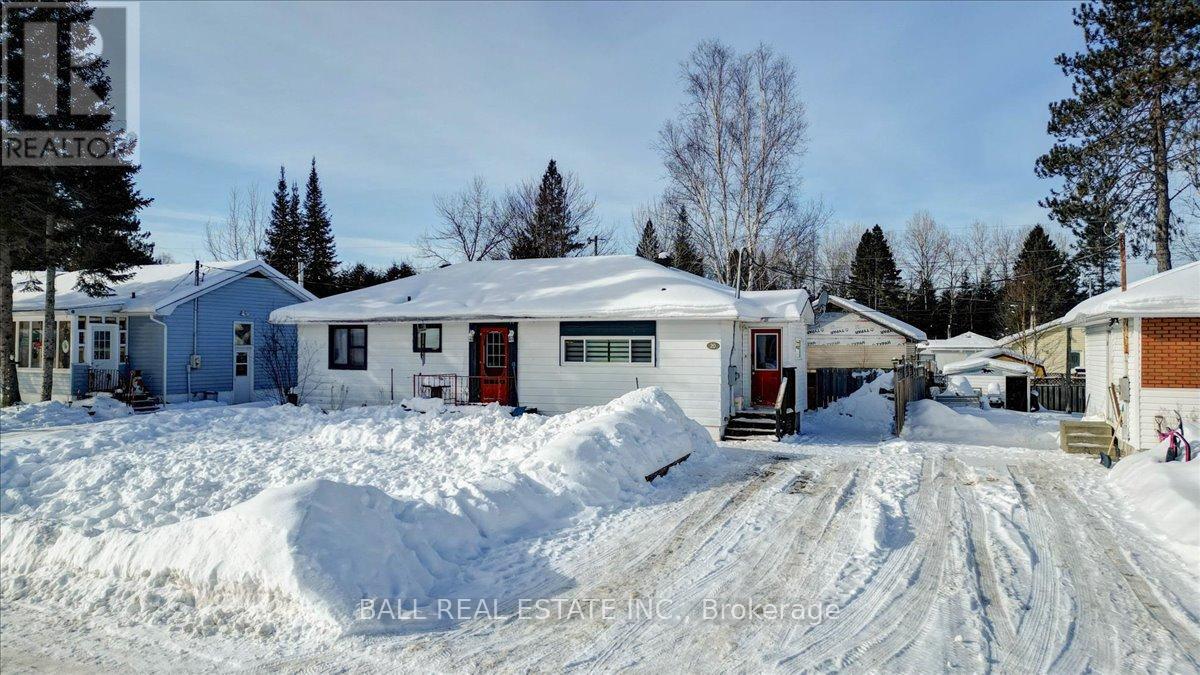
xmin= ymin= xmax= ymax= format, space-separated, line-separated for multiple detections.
xmin=269 ymin=256 xmax=814 ymax=439
xmin=919 ymin=331 xmax=999 ymax=369
xmin=1061 ymin=261 xmax=1200 ymax=454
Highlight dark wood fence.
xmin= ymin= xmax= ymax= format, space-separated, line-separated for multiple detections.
xmin=891 ymin=357 xmax=931 ymax=434
xmin=1032 ymin=376 xmax=1086 ymax=413
xmin=807 ymin=368 xmax=883 ymax=410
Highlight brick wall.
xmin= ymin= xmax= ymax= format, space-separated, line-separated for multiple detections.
xmin=1142 ymin=317 xmax=1200 ymax=388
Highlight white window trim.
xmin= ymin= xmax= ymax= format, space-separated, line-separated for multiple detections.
xmin=12 ymin=318 xmax=76 ymax=372
xmin=560 ymin=335 xmax=656 ymax=366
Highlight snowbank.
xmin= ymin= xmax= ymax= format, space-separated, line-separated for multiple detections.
xmin=901 ymin=399 xmax=1062 ymax=450
xmin=805 ymin=371 xmax=894 ymax=438
xmin=1109 ymin=426 xmax=1200 ymax=561
xmin=0 ymin=395 xmax=129 ymax=431
xmin=1 ymin=388 xmax=713 ymax=635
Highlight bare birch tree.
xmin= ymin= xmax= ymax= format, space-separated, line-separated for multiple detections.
xmin=900 ymin=210 xmax=951 ymax=287
xmin=204 ymin=183 xmax=265 ymax=261
xmin=420 ymin=177 xmax=512 ymax=264
xmin=658 ymin=40 xmax=809 ymax=288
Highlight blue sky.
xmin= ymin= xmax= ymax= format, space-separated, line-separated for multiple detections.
xmin=137 ymin=0 xmax=1089 ymax=270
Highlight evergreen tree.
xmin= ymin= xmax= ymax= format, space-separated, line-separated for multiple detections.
xmin=383 ymin=261 xmax=416 ymax=280
xmin=1074 ymin=213 xmax=1119 ymax=296
xmin=1001 ymin=225 xmax=1079 ymax=334
xmin=635 ymin=219 xmax=663 ymax=262
xmin=1036 ymin=0 xmax=1200 ymax=272
xmin=509 ymin=160 xmax=587 ymax=259
xmin=301 ymin=158 xmax=338 ymax=296
xmin=847 ymin=225 xmax=904 ymax=312
xmin=259 ymin=167 xmax=302 ymax=280
xmin=670 ymin=206 xmax=705 ymax=276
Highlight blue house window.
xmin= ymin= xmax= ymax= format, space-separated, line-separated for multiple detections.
xmin=329 ymin=325 xmax=367 ymax=370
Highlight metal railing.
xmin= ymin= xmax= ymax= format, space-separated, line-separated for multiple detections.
xmin=774 ymin=374 xmax=797 ymax=438
xmin=87 ymin=367 xmax=123 ymax=393
xmin=412 ymin=373 xmax=513 ymax=405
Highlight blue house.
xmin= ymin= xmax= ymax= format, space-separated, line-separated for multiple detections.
xmin=9 ymin=260 xmax=315 ymax=404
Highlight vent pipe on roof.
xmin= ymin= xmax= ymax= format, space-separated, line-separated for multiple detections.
xmin=193 ymin=260 xmax=200 ymax=286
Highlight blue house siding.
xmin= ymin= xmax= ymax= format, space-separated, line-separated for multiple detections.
xmin=127 ymin=316 xmax=166 ymax=396
xmin=162 ymin=276 xmax=304 ymax=398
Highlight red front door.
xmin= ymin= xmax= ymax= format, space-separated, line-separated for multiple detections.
xmin=477 ymin=326 xmax=510 ymax=404
xmin=750 ymin=329 xmax=782 ymax=407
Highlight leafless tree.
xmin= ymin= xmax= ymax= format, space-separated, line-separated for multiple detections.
xmin=817 ymin=223 xmax=863 ymax=296
xmin=420 ymin=177 xmax=512 ymax=264
xmin=761 ymin=198 xmax=831 ymax=288
xmin=990 ymin=225 xmax=1029 ymax=280
xmin=899 ymin=210 xmax=950 ymax=287
xmin=257 ymin=324 xmax=322 ymax=405
xmin=658 ymin=40 xmax=809 ymax=288
xmin=204 ymin=183 xmax=265 ymax=261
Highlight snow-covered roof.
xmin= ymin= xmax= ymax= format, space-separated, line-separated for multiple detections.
xmin=997 ymin=318 xmax=1066 ymax=346
xmin=941 ymin=356 xmax=1034 ymax=376
xmin=12 ymin=260 xmax=314 ymax=316
xmin=919 ymin=331 xmax=999 ymax=351
xmin=967 ymin=347 xmax=1044 ymax=366
xmin=270 ymin=256 xmax=813 ymax=324
xmin=825 ymin=295 xmax=927 ymax=341
xmin=1061 ymin=261 xmax=1200 ymax=325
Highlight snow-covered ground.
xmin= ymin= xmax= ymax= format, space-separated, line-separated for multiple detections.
xmin=2 ymin=389 xmax=1198 ymax=672
xmin=0 ymin=395 xmax=227 ymax=432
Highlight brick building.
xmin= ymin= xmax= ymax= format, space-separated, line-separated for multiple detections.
xmin=1061 ymin=261 xmax=1200 ymax=453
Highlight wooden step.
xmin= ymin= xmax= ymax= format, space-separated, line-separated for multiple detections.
xmin=1060 ymin=420 xmax=1114 ymax=454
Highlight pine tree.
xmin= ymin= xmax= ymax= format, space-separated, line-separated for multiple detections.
xmin=259 ymin=167 xmax=302 ymax=280
xmin=301 ymin=158 xmax=338 ymax=296
xmin=1036 ymin=0 xmax=1200 ymax=272
xmin=635 ymin=219 xmax=663 ymax=262
xmin=1001 ymin=225 xmax=1079 ymax=334
xmin=670 ymin=206 xmax=705 ymax=276
xmin=509 ymin=160 xmax=587 ymax=259
xmin=847 ymin=225 xmax=904 ymax=312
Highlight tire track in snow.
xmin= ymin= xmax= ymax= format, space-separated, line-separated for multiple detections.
xmin=776 ymin=453 xmax=953 ymax=671
xmin=954 ymin=467 xmax=1017 ymax=667
xmin=1002 ymin=467 xmax=1062 ymax=674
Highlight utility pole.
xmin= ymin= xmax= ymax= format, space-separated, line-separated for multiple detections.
xmin=1119 ymin=221 xmax=1129 ymax=355
xmin=586 ymin=235 xmax=601 ymax=256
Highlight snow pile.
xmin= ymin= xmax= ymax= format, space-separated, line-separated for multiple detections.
xmin=1 ymin=388 xmax=712 ymax=635
xmin=902 ymin=399 xmax=1061 ymax=450
xmin=1109 ymin=424 xmax=1200 ymax=560
xmin=806 ymin=371 xmax=894 ymax=437
xmin=940 ymin=376 xmax=974 ymax=396
xmin=1 ymin=396 xmax=126 ymax=431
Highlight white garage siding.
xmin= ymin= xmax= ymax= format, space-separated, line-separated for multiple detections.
xmin=1084 ymin=322 xmax=1109 ymax=419
xmin=299 ymin=319 xmax=738 ymax=437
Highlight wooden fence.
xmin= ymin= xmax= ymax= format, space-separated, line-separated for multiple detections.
xmin=1032 ymin=376 xmax=1086 ymax=413
xmin=891 ymin=357 xmax=931 ymax=434
xmin=807 ymin=368 xmax=883 ymax=410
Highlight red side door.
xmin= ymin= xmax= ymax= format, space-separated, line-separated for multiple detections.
xmin=477 ymin=326 xmax=510 ymax=404
xmin=750 ymin=329 xmax=782 ymax=407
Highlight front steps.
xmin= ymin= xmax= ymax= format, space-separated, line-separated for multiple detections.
xmin=723 ymin=411 xmax=778 ymax=441
xmin=129 ymin=393 xmax=161 ymax=414
xmin=1059 ymin=420 xmax=1115 ymax=457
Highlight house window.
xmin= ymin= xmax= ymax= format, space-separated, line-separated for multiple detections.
xmin=235 ymin=351 xmax=249 ymax=377
xmin=329 ymin=325 xmax=367 ymax=370
xmin=16 ymin=322 xmax=30 ymax=368
xmin=56 ymin=320 xmax=71 ymax=369
xmin=562 ymin=337 xmax=654 ymax=364
xmin=92 ymin=329 xmax=112 ymax=361
xmin=29 ymin=321 xmax=42 ymax=369
xmin=234 ymin=322 xmax=253 ymax=346
xmin=413 ymin=323 xmax=442 ymax=353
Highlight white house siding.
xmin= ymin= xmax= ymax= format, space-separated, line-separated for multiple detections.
xmin=15 ymin=369 xmax=72 ymax=402
xmin=1084 ymin=323 xmax=1109 ymax=419
xmin=517 ymin=319 xmax=727 ymax=437
xmin=807 ymin=311 xmax=909 ymax=370
xmin=1138 ymin=388 xmax=1200 ymax=450
xmin=299 ymin=322 xmax=470 ymax=407
xmin=736 ymin=321 xmax=805 ymax=408
xmin=299 ymin=319 xmax=734 ymax=437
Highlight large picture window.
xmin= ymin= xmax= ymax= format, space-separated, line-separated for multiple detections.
xmin=413 ymin=323 xmax=442 ymax=353
xmin=562 ymin=337 xmax=654 ymax=364
xmin=10 ymin=320 xmax=71 ymax=370
xmin=329 ymin=325 xmax=367 ymax=370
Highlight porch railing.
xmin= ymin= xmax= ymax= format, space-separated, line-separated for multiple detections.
xmin=87 ymin=367 xmax=123 ymax=393
xmin=412 ymin=373 xmax=513 ymax=405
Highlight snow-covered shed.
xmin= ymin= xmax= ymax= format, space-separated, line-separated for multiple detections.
xmin=1061 ymin=261 xmax=1200 ymax=453
xmin=919 ymin=331 xmax=1000 ymax=369
xmin=9 ymin=261 xmax=314 ymax=404
xmin=807 ymin=295 xmax=926 ymax=369
xmin=270 ymin=255 xmax=814 ymax=439
xmin=939 ymin=349 xmax=1043 ymax=401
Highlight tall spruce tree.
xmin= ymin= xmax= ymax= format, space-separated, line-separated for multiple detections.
xmin=1036 ymin=0 xmax=1200 ymax=272
xmin=635 ymin=218 xmax=663 ymax=262
xmin=301 ymin=158 xmax=338 ymax=296
xmin=509 ymin=160 xmax=587 ymax=259
xmin=1074 ymin=212 xmax=1119 ymax=296
xmin=259 ymin=167 xmax=302 ymax=280
xmin=847 ymin=225 xmax=904 ymax=312
xmin=1 ymin=1 xmax=153 ymax=404
xmin=1001 ymin=225 xmax=1079 ymax=334
xmin=670 ymin=206 xmax=705 ymax=276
